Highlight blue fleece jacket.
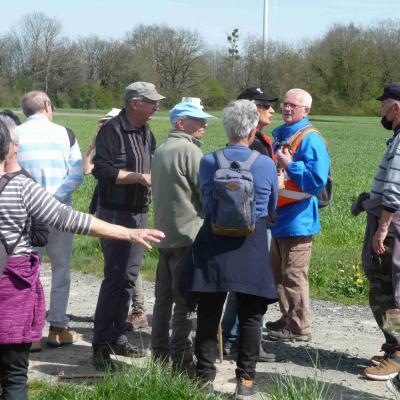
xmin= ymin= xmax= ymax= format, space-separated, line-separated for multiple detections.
xmin=271 ymin=117 xmax=330 ymax=237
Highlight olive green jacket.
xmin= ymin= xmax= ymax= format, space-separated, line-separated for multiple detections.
xmin=152 ymin=131 xmax=204 ymax=248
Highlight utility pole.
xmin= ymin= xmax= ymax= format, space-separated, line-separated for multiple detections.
xmin=263 ymin=0 xmax=268 ymax=58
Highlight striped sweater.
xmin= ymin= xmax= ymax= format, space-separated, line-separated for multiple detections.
xmin=14 ymin=114 xmax=84 ymax=205
xmin=0 ymin=174 xmax=92 ymax=255
xmin=371 ymin=125 xmax=400 ymax=212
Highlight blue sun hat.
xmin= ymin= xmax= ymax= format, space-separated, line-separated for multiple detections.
xmin=169 ymin=102 xmax=214 ymax=126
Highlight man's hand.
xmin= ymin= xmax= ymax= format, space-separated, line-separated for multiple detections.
xmin=140 ymin=173 xmax=151 ymax=188
xmin=372 ymin=226 xmax=388 ymax=255
xmin=372 ymin=210 xmax=394 ymax=255
xmin=276 ymin=149 xmax=292 ymax=170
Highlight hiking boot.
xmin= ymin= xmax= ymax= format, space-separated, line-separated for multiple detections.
xmin=364 ymin=353 xmax=400 ymax=380
xmin=235 ymin=377 xmax=258 ymax=399
xmin=109 ymin=340 xmax=147 ymax=358
xmin=93 ymin=345 xmax=116 ymax=372
xmin=258 ymin=341 xmax=276 ymax=363
xmin=46 ymin=327 xmax=78 ymax=347
xmin=264 ymin=318 xmax=286 ymax=332
xmin=386 ymin=374 xmax=400 ymax=399
xmin=198 ymin=380 xmax=214 ymax=394
xmin=30 ymin=341 xmax=42 ymax=353
xmin=371 ymin=353 xmax=389 ymax=366
xmin=267 ymin=328 xmax=311 ymax=342
xmin=126 ymin=309 xmax=149 ymax=331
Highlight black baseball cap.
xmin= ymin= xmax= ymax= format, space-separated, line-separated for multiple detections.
xmin=237 ymin=87 xmax=278 ymax=102
xmin=376 ymin=83 xmax=400 ymax=101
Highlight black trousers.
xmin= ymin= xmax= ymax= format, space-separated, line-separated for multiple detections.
xmin=92 ymin=208 xmax=148 ymax=346
xmin=195 ymin=292 xmax=268 ymax=381
xmin=0 ymin=343 xmax=31 ymax=400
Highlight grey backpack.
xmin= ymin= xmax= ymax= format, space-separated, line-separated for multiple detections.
xmin=211 ymin=149 xmax=260 ymax=237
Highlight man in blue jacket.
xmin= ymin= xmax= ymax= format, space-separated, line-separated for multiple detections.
xmin=266 ymin=88 xmax=330 ymax=342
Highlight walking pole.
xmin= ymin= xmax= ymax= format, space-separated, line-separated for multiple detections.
xmin=218 ymin=321 xmax=224 ymax=363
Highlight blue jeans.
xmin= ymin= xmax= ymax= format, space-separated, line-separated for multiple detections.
xmin=222 ymin=229 xmax=271 ymax=345
xmin=36 ymin=227 xmax=74 ymax=329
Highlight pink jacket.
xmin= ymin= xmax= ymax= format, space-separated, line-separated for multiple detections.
xmin=0 ymin=252 xmax=45 ymax=344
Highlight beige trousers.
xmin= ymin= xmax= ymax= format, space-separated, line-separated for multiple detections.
xmin=270 ymin=236 xmax=313 ymax=334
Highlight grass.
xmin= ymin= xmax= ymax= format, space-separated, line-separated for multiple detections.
xmin=45 ymin=111 xmax=384 ymax=304
xmin=29 ymin=361 xmax=224 ymax=400
xmin=266 ymin=374 xmax=336 ymax=400
xmin=28 ymin=358 xmax=343 ymax=400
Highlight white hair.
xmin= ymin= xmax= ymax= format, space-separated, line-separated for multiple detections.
xmin=286 ymin=88 xmax=312 ymax=108
xmin=222 ymin=100 xmax=259 ymax=140
xmin=0 ymin=115 xmax=18 ymax=141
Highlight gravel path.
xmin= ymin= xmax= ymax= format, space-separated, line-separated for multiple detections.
xmin=28 ymin=265 xmax=395 ymax=399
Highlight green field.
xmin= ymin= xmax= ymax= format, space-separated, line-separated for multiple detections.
xmin=50 ymin=111 xmax=386 ymax=305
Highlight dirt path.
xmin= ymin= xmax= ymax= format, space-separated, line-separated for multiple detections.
xmin=28 ymin=265 xmax=394 ymax=399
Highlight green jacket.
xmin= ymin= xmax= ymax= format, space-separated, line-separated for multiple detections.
xmin=152 ymin=130 xmax=204 ymax=248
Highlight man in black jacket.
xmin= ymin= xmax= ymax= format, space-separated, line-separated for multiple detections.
xmin=92 ymin=82 xmax=165 ymax=371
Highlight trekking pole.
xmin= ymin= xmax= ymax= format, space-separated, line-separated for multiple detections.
xmin=218 ymin=321 xmax=223 ymax=363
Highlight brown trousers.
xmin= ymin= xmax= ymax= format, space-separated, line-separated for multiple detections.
xmin=270 ymin=236 xmax=313 ymax=334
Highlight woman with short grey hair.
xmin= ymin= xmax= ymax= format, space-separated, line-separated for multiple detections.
xmin=189 ymin=99 xmax=279 ymax=398
xmin=222 ymin=100 xmax=259 ymax=141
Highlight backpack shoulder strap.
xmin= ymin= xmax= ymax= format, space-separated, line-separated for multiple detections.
xmin=0 ymin=171 xmax=24 ymax=254
xmin=0 ymin=171 xmax=23 ymax=194
xmin=288 ymin=125 xmax=323 ymax=153
xmin=240 ymin=150 xmax=260 ymax=170
xmin=214 ymin=149 xmax=231 ymax=169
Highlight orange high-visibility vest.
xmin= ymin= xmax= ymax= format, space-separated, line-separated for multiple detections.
xmin=277 ymin=125 xmax=320 ymax=208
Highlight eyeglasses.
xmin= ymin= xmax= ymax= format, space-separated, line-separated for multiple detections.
xmin=280 ymin=102 xmax=306 ymax=110
xmin=255 ymin=103 xmax=273 ymax=110
xmin=140 ymin=99 xmax=160 ymax=109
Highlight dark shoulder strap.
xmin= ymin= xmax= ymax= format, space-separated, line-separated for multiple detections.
xmin=0 ymin=171 xmax=23 ymax=194
xmin=66 ymin=127 xmax=76 ymax=147
xmin=0 ymin=171 xmax=24 ymax=254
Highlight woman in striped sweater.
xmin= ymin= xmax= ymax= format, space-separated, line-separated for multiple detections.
xmin=0 ymin=120 xmax=164 ymax=400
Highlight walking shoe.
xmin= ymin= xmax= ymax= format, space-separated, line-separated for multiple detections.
xmin=264 ymin=318 xmax=286 ymax=332
xmin=235 ymin=377 xmax=258 ymax=399
xmin=30 ymin=341 xmax=42 ymax=353
xmin=267 ymin=328 xmax=311 ymax=342
xmin=198 ymin=380 xmax=214 ymax=394
xmin=46 ymin=327 xmax=78 ymax=347
xmin=109 ymin=340 xmax=147 ymax=357
xmin=364 ymin=354 xmax=400 ymax=380
xmin=386 ymin=374 xmax=400 ymax=399
xmin=258 ymin=341 xmax=276 ymax=363
xmin=93 ymin=345 xmax=116 ymax=372
xmin=371 ymin=353 xmax=389 ymax=366
xmin=126 ymin=309 xmax=149 ymax=330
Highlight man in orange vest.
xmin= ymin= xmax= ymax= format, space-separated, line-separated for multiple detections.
xmin=266 ymin=88 xmax=330 ymax=342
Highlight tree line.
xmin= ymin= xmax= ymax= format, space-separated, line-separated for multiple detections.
xmin=1 ymin=13 xmax=400 ymax=114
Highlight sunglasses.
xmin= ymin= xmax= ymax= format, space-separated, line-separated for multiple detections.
xmin=255 ymin=103 xmax=273 ymax=110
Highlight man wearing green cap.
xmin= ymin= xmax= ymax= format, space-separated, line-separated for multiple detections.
xmin=91 ymin=82 xmax=165 ymax=371
xmin=150 ymin=101 xmax=214 ymax=373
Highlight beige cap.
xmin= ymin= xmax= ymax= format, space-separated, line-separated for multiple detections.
xmin=124 ymin=82 xmax=165 ymax=103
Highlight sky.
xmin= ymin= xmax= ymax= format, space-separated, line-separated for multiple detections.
xmin=2 ymin=0 xmax=400 ymax=47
